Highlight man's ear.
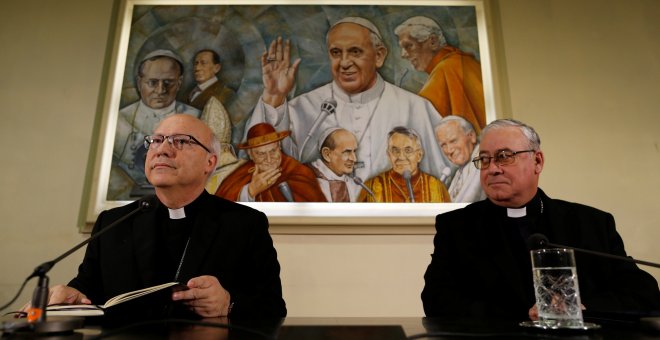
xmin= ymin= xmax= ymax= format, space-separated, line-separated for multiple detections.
xmin=321 ymin=147 xmax=331 ymax=162
xmin=214 ymin=63 xmax=221 ymax=74
xmin=534 ymin=151 xmax=544 ymax=174
xmin=206 ymin=153 xmax=218 ymax=174
xmin=428 ymin=35 xmax=439 ymax=49
xmin=375 ymin=46 xmax=388 ymax=68
xmin=468 ymin=131 xmax=477 ymax=145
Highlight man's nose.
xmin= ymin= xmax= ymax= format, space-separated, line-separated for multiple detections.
xmin=153 ymin=139 xmax=174 ymax=155
xmin=155 ymin=81 xmax=167 ymax=93
xmin=340 ymin=53 xmax=353 ymax=67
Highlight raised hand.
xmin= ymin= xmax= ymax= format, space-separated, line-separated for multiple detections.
xmin=261 ymin=36 xmax=301 ymax=108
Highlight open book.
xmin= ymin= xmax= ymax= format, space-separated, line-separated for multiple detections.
xmin=46 ymin=282 xmax=188 ymax=316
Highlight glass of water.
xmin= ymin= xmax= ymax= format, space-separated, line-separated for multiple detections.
xmin=530 ymin=248 xmax=584 ymax=328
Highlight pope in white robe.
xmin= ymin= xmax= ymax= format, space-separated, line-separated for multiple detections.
xmin=246 ymin=17 xmax=451 ymax=182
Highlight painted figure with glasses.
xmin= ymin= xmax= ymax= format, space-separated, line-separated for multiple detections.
xmin=33 ymin=115 xmax=286 ymax=321
xmin=215 ymin=123 xmax=326 ymax=202
xmin=113 ymin=49 xmax=200 ymax=199
xmin=359 ymin=126 xmax=450 ymax=203
xmin=422 ymin=119 xmax=660 ymax=321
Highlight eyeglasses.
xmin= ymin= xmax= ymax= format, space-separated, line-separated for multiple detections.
xmin=144 ymin=134 xmax=212 ymax=153
xmin=472 ymin=149 xmax=535 ymax=169
xmin=388 ymin=147 xmax=420 ymax=157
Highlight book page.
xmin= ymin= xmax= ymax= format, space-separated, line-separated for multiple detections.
xmin=103 ymin=282 xmax=187 ymax=308
xmin=46 ymin=304 xmax=104 ymax=316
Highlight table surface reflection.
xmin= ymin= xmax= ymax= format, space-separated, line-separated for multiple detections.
xmin=3 ymin=316 xmax=660 ymax=339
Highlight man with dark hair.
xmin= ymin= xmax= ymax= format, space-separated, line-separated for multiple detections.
xmin=188 ymin=49 xmax=235 ymax=111
xmin=308 ymin=127 xmax=361 ymax=202
xmin=422 ymin=118 xmax=660 ymax=320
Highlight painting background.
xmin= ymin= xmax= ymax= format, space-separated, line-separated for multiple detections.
xmin=109 ymin=3 xmax=483 ymax=201
xmin=95 ymin=0 xmax=496 ymax=218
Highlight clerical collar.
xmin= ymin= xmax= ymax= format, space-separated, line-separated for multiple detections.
xmin=507 ymin=207 xmax=527 ymax=218
xmin=163 ymin=191 xmax=206 ymax=220
xmin=504 ymin=191 xmax=544 ymax=218
xmin=168 ymin=207 xmax=186 ymax=219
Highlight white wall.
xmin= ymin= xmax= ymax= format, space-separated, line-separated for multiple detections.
xmin=1 ymin=0 xmax=658 ymax=317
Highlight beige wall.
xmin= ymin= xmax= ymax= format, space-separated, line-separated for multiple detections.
xmin=1 ymin=0 xmax=658 ymax=316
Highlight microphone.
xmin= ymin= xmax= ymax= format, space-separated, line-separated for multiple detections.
xmin=526 ymin=233 xmax=660 ymax=269
xmin=299 ymin=99 xmax=337 ymax=162
xmin=352 ymin=175 xmax=375 ymax=201
xmin=278 ymin=181 xmax=295 ymax=202
xmin=403 ymin=170 xmax=415 ymax=203
xmin=439 ymin=167 xmax=451 ymax=186
xmin=1 ymin=196 xmax=156 ymax=333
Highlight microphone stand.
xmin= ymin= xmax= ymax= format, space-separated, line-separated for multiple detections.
xmin=5 ymin=197 xmax=153 ymax=334
xmin=539 ymin=239 xmax=660 ymax=269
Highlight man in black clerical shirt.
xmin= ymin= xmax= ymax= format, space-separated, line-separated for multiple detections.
xmin=422 ymin=119 xmax=660 ymax=320
xmin=41 ymin=114 xmax=287 ymax=320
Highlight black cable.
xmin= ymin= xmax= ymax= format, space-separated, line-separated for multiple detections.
xmin=89 ymin=318 xmax=277 ymax=339
xmin=0 ymin=277 xmax=31 ymax=313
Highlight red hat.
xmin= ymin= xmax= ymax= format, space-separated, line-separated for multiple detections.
xmin=238 ymin=123 xmax=291 ymax=149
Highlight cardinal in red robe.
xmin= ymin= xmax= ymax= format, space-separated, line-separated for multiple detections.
xmin=216 ymin=123 xmax=327 ymax=202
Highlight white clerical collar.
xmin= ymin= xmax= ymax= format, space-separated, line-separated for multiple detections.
xmin=138 ymin=100 xmax=176 ymax=116
xmin=312 ymin=158 xmax=348 ymax=181
xmin=198 ymin=76 xmax=218 ymax=91
xmin=168 ymin=207 xmax=186 ymax=219
xmin=507 ymin=206 xmax=527 ymax=218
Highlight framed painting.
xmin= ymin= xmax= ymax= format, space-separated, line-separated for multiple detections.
xmin=82 ymin=0 xmax=499 ymax=232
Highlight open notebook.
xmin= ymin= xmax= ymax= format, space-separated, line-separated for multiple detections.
xmin=46 ymin=282 xmax=188 ymax=316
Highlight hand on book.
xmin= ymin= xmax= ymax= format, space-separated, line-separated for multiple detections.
xmin=19 ymin=284 xmax=91 ymax=314
xmin=48 ymin=285 xmax=92 ymax=305
xmin=172 ymin=275 xmax=231 ymax=318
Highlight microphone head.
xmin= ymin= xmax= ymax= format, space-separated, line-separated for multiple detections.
xmin=442 ymin=167 xmax=452 ymax=176
xmin=321 ymin=99 xmax=337 ymax=115
xmin=277 ymin=181 xmax=294 ymax=202
xmin=351 ymin=175 xmax=364 ymax=185
xmin=139 ymin=195 xmax=157 ymax=211
xmin=402 ymin=169 xmax=412 ymax=180
xmin=527 ymin=233 xmax=549 ymax=250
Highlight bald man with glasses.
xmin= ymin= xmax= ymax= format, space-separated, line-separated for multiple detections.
xmin=113 ymin=49 xmax=200 ymax=200
xmin=422 ymin=119 xmax=660 ymax=321
xmin=40 ymin=115 xmax=286 ymax=322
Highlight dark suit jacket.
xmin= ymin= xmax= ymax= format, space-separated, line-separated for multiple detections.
xmin=189 ymin=80 xmax=234 ymax=111
xmin=69 ymin=191 xmax=286 ymax=320
xmin=422 ymin=189 xmax=660 ymax=320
